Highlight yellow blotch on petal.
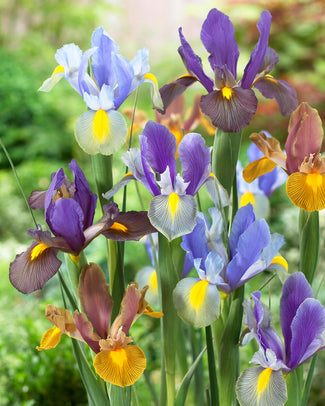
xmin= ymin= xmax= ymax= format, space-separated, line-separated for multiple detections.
xmin=243 ymin=157 xmax=277 ymax=183
xmin=69 ymin=254 xmax=80 ymax=264
xmin=271 ymin=255 xmax=288 ymax=272
xmin=143 ymin=72 xmax=158 ymax=88
xmin=149 ymin=270 xmax=158 ymax=293
xmin=222 ymin=86 xmax=233 ymax=100
xmin=189 ymin=280 xmax=209 ymax=311
xmin=30 ymin=243 xmax=49 ymax=261
xmin=286 ymin=172 xmax=325 ymax=212
xmin=168 ymin=192 xmax=180 ymax=220
xmin=93 ymin=109 xmax=109 ymax=143
xmin=257 ymin=368 xmax=273 ymax=399
xmin=110 ymin=222 xmax=128 ymax=233
xmin=93 ymin=345 xmax=146 ymax=387
xmin=51 ymin=65 xmax=65 ymax=76
xmin=36 ymin=326 xmax=62 ymax=351
xmin=240 ymin=192 xmax=255 ymax=208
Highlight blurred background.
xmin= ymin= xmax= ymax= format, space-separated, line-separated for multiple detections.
xmin=0 ymin=0 xmax=324 ymax=404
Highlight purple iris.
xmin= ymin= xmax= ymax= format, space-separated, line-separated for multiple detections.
xmin=160 ymin=9 xmax=297 ymax=133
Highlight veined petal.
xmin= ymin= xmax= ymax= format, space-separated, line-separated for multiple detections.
xmin=254 ymin=76 xmax=298 ymax=116
xmin=93 ymin=345 xmax=146 ymax=387
xmin=236 ymin=367 xmax=287 ymax=406
xmin=75 ymin=109 xmax=128 ymax=155
xmin=178 ymin=132 xmax=211 ymax=195
xmin=173 ymin=278 xmax=220 ymax=327
xmin=243 ymin=157 xmax=277 ymax=183
xmin=229 ymin=204 xmax=255 ymax=257
xmin=143 ymin=72 xmax=164 ymax=110
xmin=148 ymin=193 xmax=197 ymax=241
xmin=241 ymin=11 xmax=272 ymax=89
xmin=286 ymin=172 xmax=325 ymax=212
xmin=36 ymin=326 xmax=62 ymax=351
xmin=200 ymin=8 xmax=239 ymax=78
xmin=73 ymin=311 xmax=101 ymax=353
xmin=78 ymin=263 xmax=113 ymax=339
xmin=9 ymin=241 xmax=61 ymax=294
xmin=199 ymin=87 xmax=257 ymax=133
xmin=119 ymin=284 xmax=142 ymax=335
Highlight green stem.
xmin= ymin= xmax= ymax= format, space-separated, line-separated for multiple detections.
xmin=301 ymin=355 xmax=318 ymax=406
xmin=285 ymin=370 xmax=300 ymax=406
xmin=206 ymin=325 xmax=219 ymax=406
xmin=299 ymin=209 xmax=319 ymax=284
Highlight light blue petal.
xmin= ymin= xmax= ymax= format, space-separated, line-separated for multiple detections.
xmin=148 ymin=193 xmax=197 ymax=241
xmin=103 ymin=173 xmax=135 ymax=201
xmin=112 ymin=53 xmax=134 ymax=109
xmin=229 ymin=203 xmax=256 ymax=257
xmin=205 ymin=251 xmax=225 ymax=285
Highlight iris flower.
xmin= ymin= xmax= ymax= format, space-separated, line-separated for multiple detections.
xmin=243 ymin=102 xmax=325 ymax=211
xmin=236 ymin=272 xmax=325 ymax=406
xmin=9 ymin=160 xmax=156 ymax=294
xmin=37 ymin=263 xmax=162 ymax=387
xmin=173 ymin=204 xmax=285 ymax=327
xmin=159 ymin=8 xmax=297 ymax=133
xmin=104 ymin=120 xmax=227 ymax=241
xmin=237 ymin=141 xmax=287 ymax=217
xmin=39 ymin=27 xmax=162 ymax=155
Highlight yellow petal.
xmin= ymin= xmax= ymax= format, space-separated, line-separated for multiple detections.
xmin=93 ymin=345 xmax=146 ymax=387
xmin=36 ymin=326 xmax=62 ymax=351
xmin=243 ymin=157 xmax=277 ymax=183
xmin=286 ymin=172 xmax=325 ymax=211
xmin=143 ymin=305 xmax=163 ymax=318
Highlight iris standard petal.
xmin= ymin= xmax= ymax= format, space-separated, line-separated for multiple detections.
xmin=148 ymin=193 xmax=197 ymax=241
xmin=112 ymin=53 xmax=134 ymax=109
xmin=9 ymin=241 xmax=61 ymax=294
xmin=75 ymin=109 xmax=128 ymax=155
xmin=78 ymin=263 xmax=113 ymax=339
xmin=178 ymin=132 xmax=211 ymax=195
xmin=44 ymin=168 xmax=65 ymax=231
xmin=158 ymin=75 xmax=198 ymax=114
xmin=229 ymin=204 xmax=255 ymax=257
xmin=256 ymin=47 xmax=279 ymax=76
xmin=200 ymin=8 xmax=239 ymax=79
xmin=280 ymin=272 xmax=313 ymax=361
xmin=93 ymin=344 xmax=146 ymax=387
xmin=119 ymin=284 xmax=142 ymax=335
xmin=49 ymin=198 xmax=85 ymax=253
xmin=178 ymin=28 xmax=214 ymax=93
xmin=199 ymin=86 xmax=258 ymax=133
xmin=254 ymin=76 xmax=298 ymax=116
xmin=69 ymin=159 xmax=97 ymax=229
xmin=73 ymin=311 xmax=101 ymax=353
xmin=173 ymin=277 xmax=220 ymax=327
xmin=285 ymin=103 xmax=324 ymax=174
xmin=288 ymin=297 xmax=325 ymax=370
xmin=141 ymin=121 xmax=177 ymax=182
xmin=241 ymin=10 xmax=272 ymax=89
xmin=286 ymin=172 xmax=325 ymax=212
xmin=138 ymin=137 xmax=161 ymax=196
xmin=236 ymin=367 xmax=287 ymax=406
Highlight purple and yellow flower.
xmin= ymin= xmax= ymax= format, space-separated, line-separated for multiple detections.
xmin=173 ymin=204 xmax=285 ymax=327
xmin=9 ymin=160 xmax=156 ymax=294
xmin=159 ymin=8 xmax=297 ymax=133
xmin=243 ymin=103 xmax=325 ymax=211
xmin=104 ymin=120 xmax=225 ymax=241
xmin=37 ymin=263 xmax=163 ymax=387
xmin=236 ymin=272 xmax=325 ymax=406
xmin=40 ymin=27 xmax=162 ymax=155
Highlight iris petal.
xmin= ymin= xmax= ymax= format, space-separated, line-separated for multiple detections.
xmin=243 ymin=157 xmax=277 ymax=183
xmin=148 ymin=193 xmax=197 ymax=241
xmin=37 ymin=326 xmax=62 ymax=351
xmin=75 ymin=109 xmax=128 ymax=155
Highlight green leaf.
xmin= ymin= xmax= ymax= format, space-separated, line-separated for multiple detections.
xmin=299 ymin=209 xmax=319 ymax=284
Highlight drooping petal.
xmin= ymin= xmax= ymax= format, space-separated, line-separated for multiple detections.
xmin=285 ymin=103 xmax=324 ymax=174
xmin=148 ymin=193 xmax=197 ymax=241
xmin=280 ymin=272 xmax=313 ymax=362
xmin=75 ymin=109 xmax=128 ymax=155
xmin=69 ymin=159 xmax=97 ymax=229
xmin=93 ymin=345 xmax=146 ymax=387
xmin=229 ymin=204 xmax=255 ymax=257
xmin=158 ymin=75 xmax=198 ymax=114
xmin=288 ymin=297 xmax=325 ymax=370
xmin=178 ymin=132 xmax=211 ymax=195
xmin=78 ymin=263 xmax=113 ymax=339
xmin=286 ymin=172 xmax=325 ymax=212
xmin=173 ymin=278 xmax=220 ymax=327
xmin=254 ymin=76 xmax=298 ymax=116
xmin=29 ymin=190 xmax=47 ymax=209
xmin=241 ymin=10 xmax=272 ymax=89
xmin=200 ymin=8 xmax=239 ymax=78
xmin=141 ymin=121 xmax=177 ymax=182
xmin=49 ymin=198 xmax=85 ymax=253
xmin=36 ymin=326 xmax=62 ymax=351
xmin=248 ymin=132 xmax=287 ymax=170
xmin=236 ymin=367 xmax=287 ymax=406
xmin=101 ymin=211 xmax=157 ymax=241
xmin=9 ymin=240 xmax=61 ymax=294
xmin=178 ymin=28 xmax=214 ymax=92
xmin=103 ymin=172 xmax=135 ymax=201
xmin=143 ymin=72 xmax=164 ymax=110
xmin=199 ymin=87 xmax=257 ymax=133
